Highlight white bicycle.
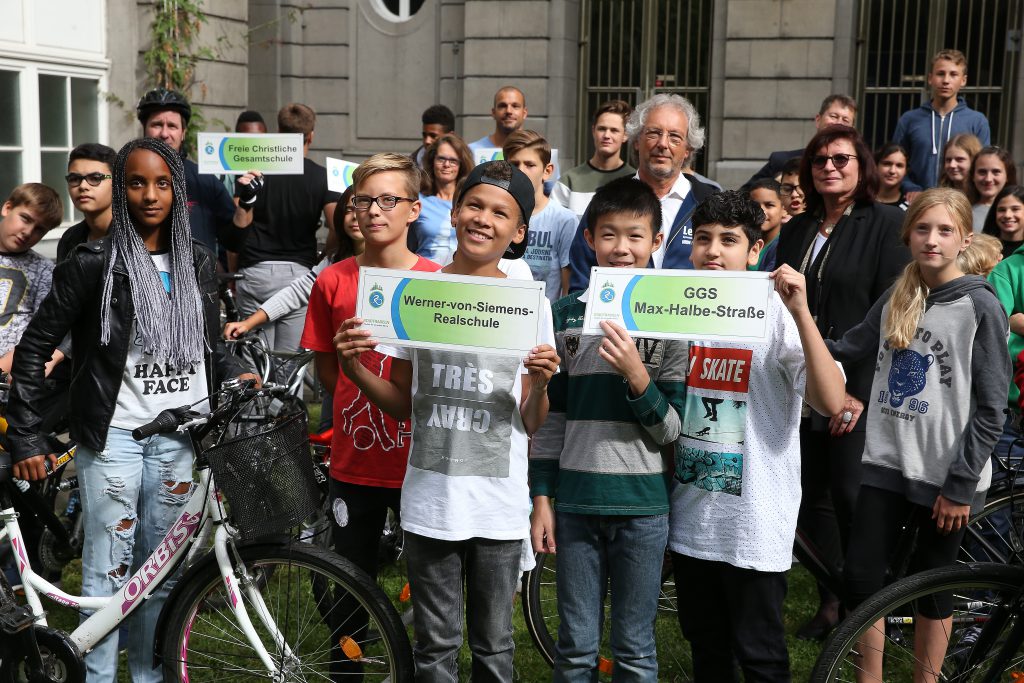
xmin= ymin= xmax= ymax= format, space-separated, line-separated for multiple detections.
xmin=0 ymin=379 xmax=412 ymax=682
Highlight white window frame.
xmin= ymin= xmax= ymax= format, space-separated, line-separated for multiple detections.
xmin=0 ymin=59 xmax=108 ymax=234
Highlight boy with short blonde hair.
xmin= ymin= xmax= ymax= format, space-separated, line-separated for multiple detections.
xmin=0 ymin=183 xmax=63 ymax=372
xmin=894 ymin=48 xmax=991 ymax=190
xmin=300 ymin=153 xmax=438 ymax=668
xmin=504 ymin=129 xmax=578 ymax=302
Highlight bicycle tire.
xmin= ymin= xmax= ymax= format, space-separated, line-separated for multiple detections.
xmin=522 ymin=551 xmax=687 ymax=678
xmin=160 ymin=540 xmax=413 ymax=682
xmin=960 ymin=490 xmax=1022 ymax=564
xmin=811 ymin=562 xmax=1024 ymax=682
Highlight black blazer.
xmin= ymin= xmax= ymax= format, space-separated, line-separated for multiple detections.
xmin=740 ymin=148 xmax=804 ymax=191
xmin=777 ymin=200 xmax=910 ymax=406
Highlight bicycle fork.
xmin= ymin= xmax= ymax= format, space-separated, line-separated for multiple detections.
xmin=212 ymin=524 xmax=299 ymax=679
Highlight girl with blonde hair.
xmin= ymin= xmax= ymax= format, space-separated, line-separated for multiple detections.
xmin=827 ymin=187 xmax=1010 ymax=680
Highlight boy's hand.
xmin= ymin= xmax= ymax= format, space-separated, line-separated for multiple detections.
xmin=531 ymin=496 xmax=557 ymax=554
xmin=224 ymin=320 xmax=252 ymax=339
xmin=932 ymin=494 xmax=970 ymax=535
xmin=525 ymin=344 xmax=559 ymax=389
xmin=598 ymin=321 xmax=650 ymax=396
xmin=237 ymin=372 xmax=262 ymax=388
xmin=770 ymin=264 xmax=810 ymax=316
xmin=828 ymin=393 xmax=865 ymax=435
xmin=44 ymin=349 xmax=65 ymax=377
xmin=334 ymin=318 xmax=378 ymax=375
xmin=13 ymin=453 xmax=58 ymax=481
xmin=236 ymin=171 xmax=263 ymax=206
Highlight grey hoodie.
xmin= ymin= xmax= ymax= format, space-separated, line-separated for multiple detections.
xmin=828 ymin=275 xmax=1010 ymax=510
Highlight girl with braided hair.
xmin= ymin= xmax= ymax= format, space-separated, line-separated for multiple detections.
xmin=6 ymin=137 xmax=255 ymax=682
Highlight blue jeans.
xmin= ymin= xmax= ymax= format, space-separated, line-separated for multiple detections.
xmin=403 ymin=532 xmax=522 ymax=682
xmin=77 ymin=427 xmax=194 ymax=683
xmin=553 ymin=512 xmax=668 ymax=683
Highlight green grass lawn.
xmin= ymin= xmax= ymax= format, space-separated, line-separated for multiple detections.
xmin=28 ymin=401 xmax=826 ymax=680
xmin=39 ymin=556 xmax=824 ymax=682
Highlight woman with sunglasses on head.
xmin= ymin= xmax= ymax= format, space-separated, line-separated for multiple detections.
xmin=407 ymin=133 xmax=474 ymax=264
xmin=776 ymin=124 xmax=911 ymax=641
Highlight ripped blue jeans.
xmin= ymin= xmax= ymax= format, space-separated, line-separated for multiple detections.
xmin=77 ymin=427 xmax=194 ymax=683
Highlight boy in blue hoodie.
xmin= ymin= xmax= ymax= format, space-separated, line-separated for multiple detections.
xmin=893 ymin=49 xmax=991 ymax=191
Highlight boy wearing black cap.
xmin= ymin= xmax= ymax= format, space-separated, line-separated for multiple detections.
xmin=337 ymin=160 xmax=560 ymax=682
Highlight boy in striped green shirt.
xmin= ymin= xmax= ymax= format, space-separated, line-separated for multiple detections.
xmin=529 ymin=176 xmax=686 ymax=681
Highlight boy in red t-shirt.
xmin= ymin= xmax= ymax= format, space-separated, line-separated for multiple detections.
xmin=301 ymin=152 xmax=440 ymax=589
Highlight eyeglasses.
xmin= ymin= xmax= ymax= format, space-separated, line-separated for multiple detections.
xmin=351 ymin=194 xmax=416 ymax=211
xmin=811 ymin=154 xmax=858 ymax=170
xmin=435 ymin=156 xmax=460 ymax=167
xmin=65 ymin=172 xmax=112 ymax=187
xmin=780 ymin=183 xmax=804 ymax=195
xmin=642 ymin=128 xmax=686 ymax=149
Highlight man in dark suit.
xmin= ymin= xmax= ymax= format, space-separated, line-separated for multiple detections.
xmin=568 ymin=93 xmax=719 ymax=292
xmin=740 ymin=94 xmax=858 ymax=192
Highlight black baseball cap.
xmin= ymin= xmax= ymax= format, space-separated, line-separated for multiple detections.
xmin=456 ymin=160 xmax=534 ymax=259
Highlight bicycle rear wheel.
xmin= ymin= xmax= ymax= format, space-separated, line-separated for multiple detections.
xmin=811 ymin=562 xmax=1024 ymax=682
xmin=160 ymin=541 xmax=413 ymax=681
xmin=960 ymin=490 xmax=1022 ymax=564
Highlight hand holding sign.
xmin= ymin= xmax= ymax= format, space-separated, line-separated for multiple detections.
xmin=524 ymin=344 xmax=560 ymax=391
xmin=597 ymin=320 xmax=651 ymax=396
xmin=769 ymin=265 xmax=811 ymax=318
xmin=333 ymin=317 xmax=377 ymax=365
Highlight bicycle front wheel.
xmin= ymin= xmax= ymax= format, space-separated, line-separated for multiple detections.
xmin=160 ymin=541 xmax=413 ymax=681
xmin=811 ymin=562 xmax=1024 ymax=682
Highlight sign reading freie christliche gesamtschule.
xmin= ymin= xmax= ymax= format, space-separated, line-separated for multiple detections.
xmin=582 ymin=267 xmax=772 ymax=343
xmin=355 ymin=267 xmax=547 ymax=356
xmin=197 ymin=133 xmax=305 ymax=175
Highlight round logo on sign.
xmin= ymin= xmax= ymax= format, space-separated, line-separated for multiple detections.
xmin=204 ymin=143 xmax=215 ymax=156
xmin=369 ymin=291 xmax=385 ymax=308
xmin=600 ymin=287 xmax=615 ymax=303
xmin=332 ymin=167 xmax=340 ymax=176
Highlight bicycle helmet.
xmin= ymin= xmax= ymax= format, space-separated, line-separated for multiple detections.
xmin=136 ymin=88 xmax=192 ymax=126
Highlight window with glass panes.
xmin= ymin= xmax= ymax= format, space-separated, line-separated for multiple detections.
xmin=39 ymin=73 xmax=100 ymax=224
xmin=0 ymin=66 xmax=101 ymax=225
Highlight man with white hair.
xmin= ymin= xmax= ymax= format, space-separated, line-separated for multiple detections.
xmin=567 ymin=93 xmax=719 ymax=291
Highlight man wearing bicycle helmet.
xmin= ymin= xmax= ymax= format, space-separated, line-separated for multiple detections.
xmin=136 ymin=88 xmax=255 ymax=255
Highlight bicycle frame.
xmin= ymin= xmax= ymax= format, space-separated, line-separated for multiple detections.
xmin=2 ymin=467 xmax=290 ymax=675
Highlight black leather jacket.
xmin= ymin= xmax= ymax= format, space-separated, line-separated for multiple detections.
xmin=5 ymin=237 xmax=243 ymax=463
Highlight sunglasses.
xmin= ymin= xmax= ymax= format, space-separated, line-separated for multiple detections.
xmin=65 ymin=172 xmax=112 ymax=187
xmin=811 ymin=154 xmax=858 ymax=170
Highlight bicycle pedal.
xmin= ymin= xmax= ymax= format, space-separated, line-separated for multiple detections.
xmin=0 ymin=600 xmax=34 ymax=635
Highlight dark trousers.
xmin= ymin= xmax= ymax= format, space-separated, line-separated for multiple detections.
xmin=797 ymin=426 xmax=866 ymax=601
xmin=327 ymin=479 xmax=402 ymax=679
xmin=328 ymin=478 xmax=401 ymax=580
xmin=671 ymin=553 xmax=791 ymax=683
xmin=844 ymin=486 xmax=966 ymax=618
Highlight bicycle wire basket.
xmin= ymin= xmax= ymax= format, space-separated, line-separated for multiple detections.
xmin=205 ymin=411 xmax=321 ymax=540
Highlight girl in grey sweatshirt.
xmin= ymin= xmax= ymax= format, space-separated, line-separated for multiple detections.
xmin=827 ymin=188 xmax=1010 ymax=680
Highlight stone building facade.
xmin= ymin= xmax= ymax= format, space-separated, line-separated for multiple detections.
xmin=2 ymin=0 xmax=1022 ymax=243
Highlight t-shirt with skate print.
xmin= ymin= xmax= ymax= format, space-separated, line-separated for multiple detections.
xmin=670 ymin=292 xmax=815 ymax=572
xmin=110 ymin=252 xmax=209 ymax=430
xmin=382 ymin=306 xmax=556 ymax=542
xmin=300 ymin=256 xmax=442 ymax=487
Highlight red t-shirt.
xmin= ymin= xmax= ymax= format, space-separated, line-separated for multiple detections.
xmin=301 ymin=256 xmax=441 ymax=487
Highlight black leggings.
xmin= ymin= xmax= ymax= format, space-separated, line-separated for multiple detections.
xmin=844 ymin=485 xmax=966 ymax=619
xmin=797 ymin=426 xmax=865 ymax=598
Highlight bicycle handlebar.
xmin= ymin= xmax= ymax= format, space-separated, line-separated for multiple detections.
xmin=132 ymin=406 xmax=194 ymax=441
xmin=130 ymin=380 xmax=292 ymax=441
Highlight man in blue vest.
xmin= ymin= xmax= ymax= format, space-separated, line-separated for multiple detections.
xmin=568 ymin=93 xmax=719 ymax=292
